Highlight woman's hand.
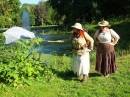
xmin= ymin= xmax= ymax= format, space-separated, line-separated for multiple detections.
xmin=109 ymin=42 xmax=115 ymax=45
xmin=112 ymin=38 xmax=119 ymax=45
xmin=56 ymin=40 xmax=63 ymax=43
xmin=86 ymin=48 xmax=91 ymax=52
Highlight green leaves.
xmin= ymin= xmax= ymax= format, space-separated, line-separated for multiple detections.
xmin=0 ymin=37 xmax=53 ymax=86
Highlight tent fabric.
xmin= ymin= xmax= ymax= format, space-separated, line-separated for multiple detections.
xmin=3 ymin=26 xmax=35 ymax=44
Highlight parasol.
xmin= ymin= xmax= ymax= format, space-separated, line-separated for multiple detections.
xmin=3 ymin=26 xmax=35 ymax=44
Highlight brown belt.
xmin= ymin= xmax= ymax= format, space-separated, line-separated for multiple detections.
xmin=72 ymin=43 xmax=88 ymax=50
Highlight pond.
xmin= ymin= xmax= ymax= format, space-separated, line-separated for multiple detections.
xmin=38 ymin=34 xmax=72 ymax=56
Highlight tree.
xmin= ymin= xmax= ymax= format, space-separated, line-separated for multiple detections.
xmin=35 ymin=1 xmax=47 ymax=26
xmin=0 ymin=16 xmax=5 ymax=28
xmin=48 ymin=0 xmax=93 ymax=25
xmin=8 ymin=0 xmax=21 ymax=26
xmin=45 ymin=2 xmax=59 ymax=25
xmin=48 ymin=0 xmax=130 ymax=25
xmin=0 ymin=0 xmax=10 ymax=27
xmin=29 ymin=4 xmax=36 ymax=26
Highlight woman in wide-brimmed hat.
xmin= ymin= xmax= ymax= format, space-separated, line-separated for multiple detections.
xmin=94 ymin=20 xmax=120 ymax=77
xmin=48 ymin=22 xmax=94 ymax=82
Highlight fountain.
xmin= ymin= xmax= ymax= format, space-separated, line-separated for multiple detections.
xmin=21 ymin=10 xmax=30 ymax=30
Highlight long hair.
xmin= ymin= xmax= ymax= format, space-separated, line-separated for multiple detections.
xmin=98 ymin=28 xmax=102 ymax=33
xmin=72 ymin=29 xmax=84 ymax=38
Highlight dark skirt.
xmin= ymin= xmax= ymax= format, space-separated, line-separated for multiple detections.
xmin=95 ymin=43 xmax=117 ymax=76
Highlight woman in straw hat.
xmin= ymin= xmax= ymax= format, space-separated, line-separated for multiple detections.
xmin=94 ymin=20 xmax=120 ymax=77
xmin=48 ymin=23 xmax=94 ymax=82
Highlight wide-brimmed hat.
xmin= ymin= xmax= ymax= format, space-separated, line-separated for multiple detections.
xmin=71 ymin=23 xmax=83 ymax=30
xmin=98 ymin=20 xmax=111 ymax=27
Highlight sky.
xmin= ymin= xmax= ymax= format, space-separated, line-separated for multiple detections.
xmin=20 ymin=0 xmax=40 ymax=4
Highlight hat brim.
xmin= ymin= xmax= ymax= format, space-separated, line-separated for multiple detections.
xmin=71 ymin=26 xmax=83 ymax=30
xmin=98 ymin=22 xmax=111 ymax=27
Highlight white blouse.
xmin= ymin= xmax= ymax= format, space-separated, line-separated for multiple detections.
xmin=94 ymin=29 xmax=120 ymax=43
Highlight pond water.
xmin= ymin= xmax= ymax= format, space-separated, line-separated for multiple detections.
xmin=38 ymin=34 xmax=72 ymax=56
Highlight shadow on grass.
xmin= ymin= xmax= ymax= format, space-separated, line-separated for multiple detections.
xmin=52 ymin=69 xmax=101 ymax=81
xmin=89 ymin=73 xmax=101 ymax=77
xmin=52 ymin=70 xmax=79 ymax=81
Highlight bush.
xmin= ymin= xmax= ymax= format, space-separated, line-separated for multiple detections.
xmin=0 ymin=35 xmax=54 ymax=87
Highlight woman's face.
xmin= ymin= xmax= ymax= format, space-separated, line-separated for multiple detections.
xmin=101 ymin=26 xmax=108 ymax=31
xmin=73 ymin=28 xmax=78 ymax=32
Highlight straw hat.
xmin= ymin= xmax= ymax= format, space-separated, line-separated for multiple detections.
xmin=98 ymin=20 xmax=111 ymax=27
xmin=71 ymin=23 xmax=83 ymax=30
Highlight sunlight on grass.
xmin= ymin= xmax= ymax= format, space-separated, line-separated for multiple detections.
xmin=1 ymin=54 xmax=130 ymax=97
xmin=0 ymin=16 xmax=130 ymax=97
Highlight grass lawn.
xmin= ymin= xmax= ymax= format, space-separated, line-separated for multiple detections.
xmin=0 ymin=16 xmax=130 ymax=97
xmin=0 ymin=53 xmax=130 ymax=97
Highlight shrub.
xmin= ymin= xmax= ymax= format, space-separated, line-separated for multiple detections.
xmin=0 ymin=35 xmax=54 ymax=87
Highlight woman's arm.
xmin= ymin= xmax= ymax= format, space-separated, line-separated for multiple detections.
xmin=112 ymin=38 xmax=119 ymax=45
xmin=56 ymin=34 xmax=73 ymax=43
xmin=110 ymin=29 xmax=120 ymax=45
xmin=84 ymin=32 xmax=94 ymax=50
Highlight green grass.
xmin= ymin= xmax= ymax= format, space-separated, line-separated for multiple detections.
xmin=0 ymin=16 xmax=130 ymax=97
xmin=0 ymin=54 xmax=130 ymax=97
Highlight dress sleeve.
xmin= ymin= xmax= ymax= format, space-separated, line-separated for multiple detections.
xmin=110 ymin=29 xmax=120 ymax=39
xmin=84 ymin=32 xmax=94 ymax=50
xmin=58 ymin=34 xmax=73 ymax=43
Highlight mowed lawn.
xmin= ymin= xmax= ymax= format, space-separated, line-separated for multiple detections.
xmin=0 ymin=53 xmax=130 ymax=97
xmin=0 ymin=17 xmax=130 ymax=97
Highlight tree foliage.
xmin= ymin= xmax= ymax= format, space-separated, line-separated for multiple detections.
xmin=0 ymin=0 xmax=21 ymax=27
xmin=8 ymin=0 xmax=21 ymax=26
xmin=35 ymin=1 xmax=47 ymax=26
xmin=0 ymin=0 xmax=130 ymax=28
xmin=48 ymin=0 xmax=130 ymax=25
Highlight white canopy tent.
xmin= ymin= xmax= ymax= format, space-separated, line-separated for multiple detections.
xmin=3 ymin=26 xmax=35 ymax=44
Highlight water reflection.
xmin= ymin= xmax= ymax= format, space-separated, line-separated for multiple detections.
xmin=38 ymin=35 xmax=72 ymax=56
